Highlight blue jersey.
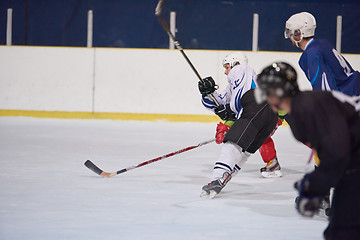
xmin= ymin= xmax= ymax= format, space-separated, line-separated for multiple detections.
xmin=299 ymin=39 xmax=360 ymax=96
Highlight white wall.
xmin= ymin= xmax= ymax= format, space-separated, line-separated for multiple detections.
xmin=0 ymin=46 xmax=359 ymax=115
xmin=0 ymin=46 xmax=94 ymax=112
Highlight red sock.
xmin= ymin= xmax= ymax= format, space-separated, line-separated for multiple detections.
xmin=259 ymin=136 xmax=277 ymax=163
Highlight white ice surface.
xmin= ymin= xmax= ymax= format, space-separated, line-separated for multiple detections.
xmin=0 ymin=117 xmax=327 ymax=240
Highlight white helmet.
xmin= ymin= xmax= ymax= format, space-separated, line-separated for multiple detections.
xmin=284 ymin=12 xmax=316 ymax=40
xmin=222 ymin=52 xmax=248 ymax=68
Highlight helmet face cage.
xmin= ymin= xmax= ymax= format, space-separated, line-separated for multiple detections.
xmin=284 ymin=28 xmax=302 ymax=39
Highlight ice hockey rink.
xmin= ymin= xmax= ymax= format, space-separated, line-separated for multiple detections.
xmin=0 ymin=117 xmax=328 ymax=240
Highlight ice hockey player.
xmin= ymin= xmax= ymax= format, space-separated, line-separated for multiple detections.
xmin=285 ymin=11 xmax=360 ymax=216
xmin=200 ymin=53 xmax=283 ymax=178
xmin=198 ymin=53 xmax=278 ymax=198
xmin=256 ymin=62 xmax=360 ymax=240
xmin=284 ymin=12 xmax=360 ymax=96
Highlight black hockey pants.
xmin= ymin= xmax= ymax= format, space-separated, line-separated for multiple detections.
xmin=223 ymin=89 xmax=278 ymax=154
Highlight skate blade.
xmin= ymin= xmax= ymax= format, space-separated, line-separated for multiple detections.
xmin=261 ymin=170 xmax=282 ymax=178
xmin=200 ymin=190 xmax=217 ymax=199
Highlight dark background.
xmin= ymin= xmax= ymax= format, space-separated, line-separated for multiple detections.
xmin=1 ymin=0 xmax=359 ymax=53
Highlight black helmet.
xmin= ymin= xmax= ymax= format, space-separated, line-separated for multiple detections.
xmin=256 ymin=62 xmax=299 ymax=103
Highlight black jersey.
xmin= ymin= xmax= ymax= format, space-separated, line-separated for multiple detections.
xmin=290 ymin=90 xmax=360 ymax=196
xmin=289 ymin=90 xmax=360 ymax=231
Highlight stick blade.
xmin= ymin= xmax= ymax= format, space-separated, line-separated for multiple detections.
xmin=155 ymin=0 xmax=167 ymax=16
xmin=84 ymin=160 xmax=103 ymax=175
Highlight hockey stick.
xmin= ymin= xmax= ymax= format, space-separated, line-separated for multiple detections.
xmin=84 ymin=138 xmax=216 ymax=177
xmin=307 ymin=149 xmax=315 ymax=164
xmin=302 ymin=148 xmax=315 ymax=174
xmin=155 ymin=0 xmax=220 ymax=106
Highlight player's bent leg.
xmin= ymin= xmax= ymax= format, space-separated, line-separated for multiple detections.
xmin=259 ymin=137 xmax=282 ymax=178
xmin=211 ymin=142 xmax=247 ymax=180
xmin=201 ymin=142 xmax=249 ymax=198
xmin=231 ymin=150 xmax=251 ymax=177
xmin=259 ymin=136 xmax=276 ymax=163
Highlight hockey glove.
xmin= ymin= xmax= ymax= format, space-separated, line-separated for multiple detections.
xmin=295 ymin=195 xmax=322 ymax=217
xmin=214 ymin=104 xmax=236 ymax=121
xmin=294 ymin=174 xmax=322 ymax=217
xmin=198 ymin=76 xmax=218 ymax=95
xmin=215 ymin=121 xmax=234 ymax=144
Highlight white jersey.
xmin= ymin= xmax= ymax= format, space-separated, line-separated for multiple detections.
xmin=201 ymin=64 xmax=257 ymax=119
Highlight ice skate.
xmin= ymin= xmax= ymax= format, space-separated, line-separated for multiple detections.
xmin=200 ymin=172 xmax=232 ymax=199
xmin=260 ymin=158 xmax=282 ymax=178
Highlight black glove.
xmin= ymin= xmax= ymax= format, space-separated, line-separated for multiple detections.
xmin=198 ymin=77 xmax=218 ymax=95
xmin=295 ymin=195 xmax=322 ymax=217
xmin=294 ymin=175 xmax=323 ymax=217
xmin=214 ymin=104 xmax=236 ymax=121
